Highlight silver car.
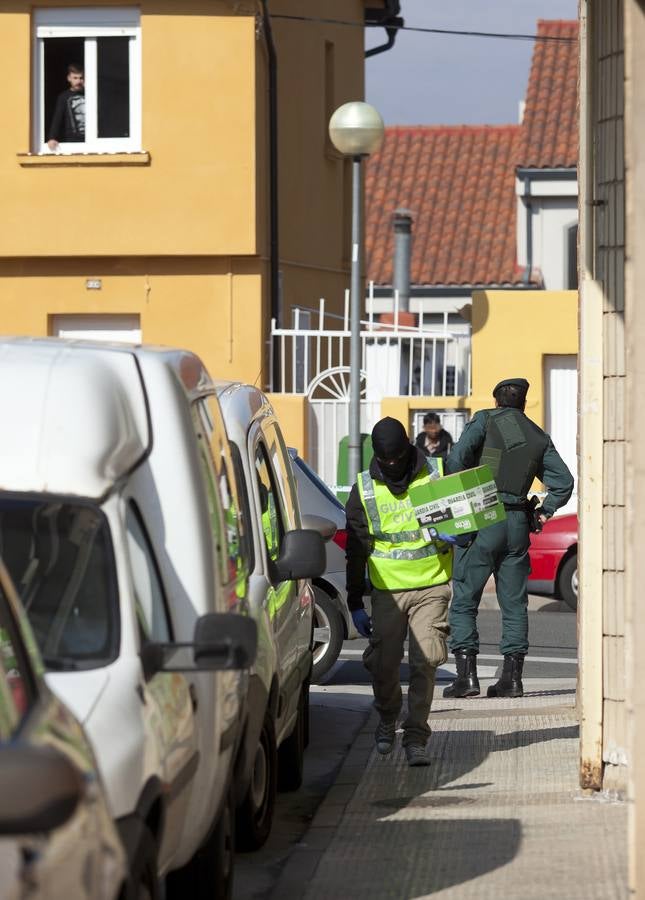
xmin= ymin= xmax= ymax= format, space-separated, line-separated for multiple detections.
xmin=288 ymin=449 xmax=358 ymax=682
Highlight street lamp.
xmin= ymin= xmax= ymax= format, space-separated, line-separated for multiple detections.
xmin=329 ymin=101 xmax=385 ymax=485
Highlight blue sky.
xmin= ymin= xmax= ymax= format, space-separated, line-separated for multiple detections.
xmin=366 ymin=0 xmax=578 ymax=125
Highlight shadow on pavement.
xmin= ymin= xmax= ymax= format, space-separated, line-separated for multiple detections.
xmin=375 ymin=725 xmax=580 ymax=796
xmin=335 ymin=817 xmax=521 ymax=896
xmin=333 ymin=726 xmax=577 ymax=894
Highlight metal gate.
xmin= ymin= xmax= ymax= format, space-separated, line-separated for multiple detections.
xmin=305 ymin=365 xmax=380 ymax=489
xmin=308 ymin=399 xmax=381 ymax=489
xmin=270 ymin=298 xmax=473 ymax=487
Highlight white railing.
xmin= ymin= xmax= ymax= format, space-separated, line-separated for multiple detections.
xmin=270 ymin=290 xmax=472 ymax=398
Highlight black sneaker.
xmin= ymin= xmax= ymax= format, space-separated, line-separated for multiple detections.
xmin=375 ymin=719 xmax=396 ymax=754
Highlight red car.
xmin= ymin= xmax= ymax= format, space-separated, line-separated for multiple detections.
xmin=528 ymin=513 xmax=578 ymax=610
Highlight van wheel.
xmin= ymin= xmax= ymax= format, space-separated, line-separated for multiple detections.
xmin=312 ymin=590 xmax=344 ymax=683
xmin=236 ymin=713 xmax=277 ymax=851
xmin=130 ymin=825 xmax=160 ymax=900
xmin=277 ymin=682 xmax=307 ymax=792
xmin=167 ymin=782 xmax=235 ymax=900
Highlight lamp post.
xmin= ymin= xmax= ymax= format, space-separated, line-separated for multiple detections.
xmin=329 ymin=101 xmax=384 ymax=485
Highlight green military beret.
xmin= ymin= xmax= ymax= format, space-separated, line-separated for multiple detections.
xmin=493 ymin=378 xmax=530 ymax=396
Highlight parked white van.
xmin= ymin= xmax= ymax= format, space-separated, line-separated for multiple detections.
xmin=215 ymin=382 xmax=332 ymax=849
xmin=0 ymin=339 xmax=263 ymax=898
xmin=0 ymin=558 xmax=128 ymax=899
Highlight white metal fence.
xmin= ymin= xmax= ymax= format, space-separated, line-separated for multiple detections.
xmin=269 ymin=292 xmax=472 ymax=398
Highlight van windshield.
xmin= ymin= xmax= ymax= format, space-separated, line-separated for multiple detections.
xmin=0 ymin=497 xmax=119 ymax=671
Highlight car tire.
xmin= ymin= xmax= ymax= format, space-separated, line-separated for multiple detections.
xmin=166 ymin=781 xmax=236 ymax=900
xmin=311 ymin=589 xmax=344 ymax=683
xmin=277 ymin=681 xmax=308 ymax=792
xmin=557 ymin=552 xmax=578 ymax=611
xmin=130 ymin=825 xmax=160 ymax=900
xmin=235 ymin=712 xmax=277 ymax=852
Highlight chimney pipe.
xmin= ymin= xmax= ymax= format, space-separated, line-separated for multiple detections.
xmin=393 ymin=208 xmax=413 ymax=312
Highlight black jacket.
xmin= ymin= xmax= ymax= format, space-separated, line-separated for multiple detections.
xmin=48 ymin=89 xmax=85 ymax=143
xmin=345 ymin=447 xmax=429 ymax=611
xmin=414 ymin=428 xmax=453 ymax=463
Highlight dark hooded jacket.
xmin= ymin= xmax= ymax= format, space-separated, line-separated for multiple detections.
xmin=345 ymin=445 xmax=429 ymax=611
xmin=414 ymin=428 xmax=453 ymax=463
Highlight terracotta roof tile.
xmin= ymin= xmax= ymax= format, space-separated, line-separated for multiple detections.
xmin=518 ymin=19 xmax=579 ymax=168
xmin=365 ymin=125 xmax=526 ymax=286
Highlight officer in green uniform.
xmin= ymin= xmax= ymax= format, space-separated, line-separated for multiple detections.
xmin=442 ymin=378 xmax=574 ymax=699
xmin=346 ymin=417 xmax=453 ymax=766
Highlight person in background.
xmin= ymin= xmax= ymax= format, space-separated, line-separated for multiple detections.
xmin=47 ymin=63 xmax=85 ymax=150
xmin=345 ymin=417 xmax=452 ymax=767
xmin=415 ymin=412 xmax=453 ymax=464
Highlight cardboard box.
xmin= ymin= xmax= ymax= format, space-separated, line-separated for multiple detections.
xmin=409 ymin=465 xmax=506 ymax=536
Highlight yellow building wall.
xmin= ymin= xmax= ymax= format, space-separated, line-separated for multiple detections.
xmin=470 ymin=289 xmax=579 ymax=426
xmin=0 ymin=1 xmax=258 ymax=258
xmin=0 ymin=0 xmax=370 ymax=388
xmin=273 ymin=0 xmax=366 ymax=321
xmin=0 ymin=257 xmax=267 ymax=386
xmin=267 ymin=394 xmax=309 ymax=459
xmin=380 ymin=289 xmax=579 ymax=432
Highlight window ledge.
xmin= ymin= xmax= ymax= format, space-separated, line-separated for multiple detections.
xmin=17 ymin=151 xmax=151 ymax=167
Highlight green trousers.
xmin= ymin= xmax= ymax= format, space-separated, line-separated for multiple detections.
xmin=448 ymin=510 xmax=531 ymax=656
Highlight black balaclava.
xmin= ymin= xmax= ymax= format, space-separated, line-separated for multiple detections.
xmin=371 ymin=417 xmax=414 ymax=493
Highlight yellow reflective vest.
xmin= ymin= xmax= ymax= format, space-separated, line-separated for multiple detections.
xmin=357 ymin=459 xmax=453 ymax=591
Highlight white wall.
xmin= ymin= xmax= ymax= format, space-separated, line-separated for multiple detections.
xmin=516 ymin=177 xmax=578 ymax=290
xmin=544 ymin=354 xmax=578 ymax=515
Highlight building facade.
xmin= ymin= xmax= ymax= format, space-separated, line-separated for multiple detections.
xmin=578 ymin=0 xmax=645 ymax=893
xmin=0 ymin=0 xmax=382 ymax=387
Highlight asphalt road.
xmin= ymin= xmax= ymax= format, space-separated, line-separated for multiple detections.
xmin=328 ymin=593 xmax=577 ymax=686
xmin=233 ymin=594 xmax=576 ymax=899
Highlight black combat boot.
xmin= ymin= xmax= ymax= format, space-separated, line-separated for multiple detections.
xmin=487 ymin=653 xmax=525 ymax=698
xmin=443 ymin=650 xmax=480 ymax=698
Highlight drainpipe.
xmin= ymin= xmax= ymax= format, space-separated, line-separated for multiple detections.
xmin=260 ymin=1 xmax=280 ymax=387
xmin=522 ymin=174 xmax=533 ymax=285
xmin=365 ymin=2 xmax=403 ymax=58
xmin=393 ymin=209 xmax=412 ymax=312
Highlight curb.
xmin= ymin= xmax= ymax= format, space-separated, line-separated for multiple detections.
xmin=269 ymin=707 xmax=378 ymax=899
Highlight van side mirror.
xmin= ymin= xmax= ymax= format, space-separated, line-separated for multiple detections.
xmin=301 ymin=514 xmax=337 ymax=543
xmin=0 ymin=744 xmax=84 ymax=835
xmin=193 ymin=612 xmax=257 ymax=670
xmin=273 ymin=529 xmax=326 ymax=581
xmin=140 ymin=612 xmax=257 ymax=678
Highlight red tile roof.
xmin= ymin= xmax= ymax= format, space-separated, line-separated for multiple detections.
xmin=518 ymin=19 xmax=578 ymax=168
xmin=365 ymin=19 xmax=578 ymax=287
xmin=365 ymin=125 xmax=527 ymax=286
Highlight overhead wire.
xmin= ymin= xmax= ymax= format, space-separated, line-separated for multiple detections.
xmin=269 ymin=14 xmax=577 ymax=44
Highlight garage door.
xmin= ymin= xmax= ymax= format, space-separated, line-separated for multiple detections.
xmin=544 ymin=354 xmax=577 ymax=514
xmin=51 ymin=314 xmax=141 ymax=343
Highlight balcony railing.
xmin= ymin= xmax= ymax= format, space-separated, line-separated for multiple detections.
xmin=269 ymin=293 xmax=472 ymax=398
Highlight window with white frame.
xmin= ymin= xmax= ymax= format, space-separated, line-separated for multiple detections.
xmin=33 ymin=8 xmax=141 ymax=154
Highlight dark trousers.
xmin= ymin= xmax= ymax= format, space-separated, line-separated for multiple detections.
xmin=448 ymin=511 xmax=531 ymax=656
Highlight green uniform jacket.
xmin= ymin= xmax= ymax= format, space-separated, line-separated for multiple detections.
xmin=445 ymin=409 xmax=574 ymax=516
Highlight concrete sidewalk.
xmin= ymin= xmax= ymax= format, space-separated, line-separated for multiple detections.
xmin=273 ymin=680 xmax=627 ymax=899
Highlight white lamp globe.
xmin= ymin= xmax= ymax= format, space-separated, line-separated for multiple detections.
xmin=329 ymin=101 xmax=385 ymax=157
